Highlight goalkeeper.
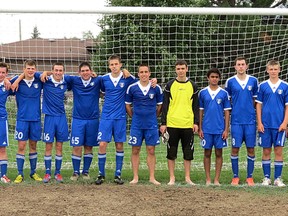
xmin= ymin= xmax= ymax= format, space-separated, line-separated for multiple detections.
xmin=160 ymin=60 xmax=199 ymax=186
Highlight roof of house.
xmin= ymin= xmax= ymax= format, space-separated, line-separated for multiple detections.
xmin=0 ymin=38 xmax=95 ymax=60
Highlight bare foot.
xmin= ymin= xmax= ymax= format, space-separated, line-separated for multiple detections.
xmin=186 ymin=179 xmax=196 ymax=185
xmin=167 ymin=180 xmax=175 ymax=186
xmin=206 ymin=181 xmax=211 ymax=186
xmin=150 ymin=179 xmax=161 ymax=185
xmin=214 ymin=181 xmax=221 ymax=186
xmin=129 ymin=179 xmax=138 ymax=184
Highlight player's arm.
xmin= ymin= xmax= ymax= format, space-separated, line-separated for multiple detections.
xmin=3 ymin=77 xmax=11 ymax=90
xmin=256 ymin=102 xmax=264 ymax=133
xmin=156 ymin=104 xmax=162 ymax=117
xmin=198 ymin=109 xmax=204 ymax=139
xmin=122 ymin=69 xmax=131 ymax=78
xmin=11 ymin=73 xmax=25 ymax=92
xmin=160 ymin=83 xmax=171 ymax=134
xmin=222 ymin=109 xmax=230 ymax=140
xmin=40 ymin=71 xmax=52 ymax=82
xmin=192 ymin=82 xmax=199 ymax=133
xmin=279 ymin=105 xmax=288 ymax=132
xmin=125 ymin=103 xmax=133 ymax=118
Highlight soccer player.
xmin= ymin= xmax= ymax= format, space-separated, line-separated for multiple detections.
xmin=41 ymin=62 xmax=70 ymax=183
xmin=160 ymin=60 xmax=199 ymax=186
xmin=69 ymin=62 xmax=102 ymax=181
xmin=95 ymin=55 xmax=137 ymax=185
xmin=199 ymin=68 xmax=231 ymax=186
xmin=0 ymin=62 xmax=11 ymax=183
xmin=125 ymin=64 xmax=163 ymax=185
xmin=10 ymin=59 xmax=43 ymax=183
xmin=225 ymin=57 xmax=259 ymax=186
xmin=256 ymin=59 xmax=288 ymax=187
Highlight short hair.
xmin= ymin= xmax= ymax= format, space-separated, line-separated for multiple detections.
xmin=207 ymin=68 xmax=221 ymax=78
xmin=175 ymin=60 xmax=188 ymax=67
xmin=79 ymin=61 xmax=92 ymax=71
xmin=108 ymin=54 xmax=121 ymax=63
xmin=266 ymin=59 xmax=280 ymax=67
xmin=138 ymin=63 xmax=150 ymax=72
xmin=52 ymin=62 xmax=65 ymax=71
xmin=234 ymin=56 xmax=248 ymax=65
xmin=0 ymin=62 xmax=9 ymax=73
xmin=24 ymin=59 xmax=36 ymax=68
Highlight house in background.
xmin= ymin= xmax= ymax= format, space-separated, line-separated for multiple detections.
xmin=0 ymin=38 xmax=96 ymax=75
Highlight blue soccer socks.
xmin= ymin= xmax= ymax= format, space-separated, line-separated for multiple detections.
xmin=231 ymin=155 xmax=239 ymax=178
xmin=44 ymin=155 xmax=52 ymax=175
xmin=55 ymin=155 xmax=63 ymax=175
xmin=72 ymin=154 xmax=81 ymax=175
xmin=29 ymin=152 xmax=38 ymax=176
xmin=83 ymin=153 xmax=93 ymax=174
xmin=98 ymin=153 xmax=106 ymax=177
xmin=262 ymin=159 xmax=271 ymax=178
xmin=115 ymin=151 xmax=124 ymax=177
xmin=16 ymin=154 xmax=25 ymax=176
xmin=247 ymin=155 xmax=255 ymax=178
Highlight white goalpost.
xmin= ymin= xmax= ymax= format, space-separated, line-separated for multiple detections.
xmin=1 ymin=6 xmax=288 ymax=171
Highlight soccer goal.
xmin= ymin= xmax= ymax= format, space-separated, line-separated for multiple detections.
xmin=1 ymin=6 xmax=288 ymax=171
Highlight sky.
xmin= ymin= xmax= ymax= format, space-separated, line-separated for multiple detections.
xmin=0 ymin=0 xmax=108 ymax=44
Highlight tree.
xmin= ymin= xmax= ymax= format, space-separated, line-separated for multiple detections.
xmin=31 ymin=26 xmax=41 ymax=39
xmin=93 ymin=0 xmax=288 ymax=87
xmin=82 ymin=30 xmax=95 ymax=39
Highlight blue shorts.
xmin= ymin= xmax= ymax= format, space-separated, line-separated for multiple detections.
xmin=128 ymin=128 xmax=160 ymax=146
xmin=201 ymin=133 xmax=228 ymax=149
xmin=43 ymin=115 xmax=69 ymax=143
xmin=15 ymin=120 xmax=41 ymax=141
xmin=70 ymin=118 xmax=99 ymax=147
xmin=0 ymin=119 xmax=9 ymax=147
xmin=231 ymin=124 xmax=256 ymax=148
xmin=98 ymin=119 xmax=126 ymax=143
xmin=258 ymin=129 xmax=286 ymax=148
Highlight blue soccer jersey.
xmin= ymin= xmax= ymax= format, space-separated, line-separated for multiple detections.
xmin=225 ymin=75 xmax=258 ymax=125
xmin=0 ymin=82 xmax=10 ymax=119
xmin=256 ymin=79 xmax=288 ymax=129
xmin=199 ymin=86 xmax=231 ymax=134
xmin=125 ymin=82 xmax=163 ymax=129
xmin=67 ymin=76 xmax=102 ymax=119
xmin=101 ymin=72 xmax=136 ymax=120
xmin=42 ymin=75 xmax=69 ymax=116
xmin=10 ymin=73 xmax=43 ymax=121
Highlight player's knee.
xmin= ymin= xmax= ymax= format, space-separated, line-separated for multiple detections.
xmin=166 ymin=149 xmax=177 ymax=160
xmin=183 ymin=149 xmax=194 ymax=161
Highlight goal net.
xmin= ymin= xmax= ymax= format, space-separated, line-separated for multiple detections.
xmin=1 ymin=7 xmax=288 ymax=171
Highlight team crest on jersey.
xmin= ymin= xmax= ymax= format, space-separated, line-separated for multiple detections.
xmin=278 ymin=89 xmax=283 ymax=94
xmin=2 ymin=87 xmax=5 ymax=92
xmin=216 ymin=98 xmax=222 ymax=104
xmin=247 ymin=85 xmax=252 ymax=91
xmin=33 ymin=83 xmax=39 ymax=88
xmin=119 ymin=82 xmax=125 ymax=88
xmin=60 ymin=85 xmax=64 ymax=89
xmin=149 ymin=93 xmax=154 ymax=99
xmin=90 ymin=82 xmax=94 ymax=86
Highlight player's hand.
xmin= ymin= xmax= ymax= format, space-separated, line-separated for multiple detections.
xmin=198 ymin=129 xmax=204 ymax=139
xmin=159 ymin=125 xmax=167 ymax=134
xmin=222 ymin=130 xmax=228 ymax=140
xmin=91 ymin=72 xmax=97 ymax=78
xmin=122 ymin=69 xmax=131 ymax=78
xmin=257 ymin=123 xmax=264 ymax=133
xmin=193 ymin=124 xmax=199 ymax=134
xmin=279 ymin=122 xmax=287 ymax=132
xmin=150 ymin=78 xmax=157 ymax=88
xmin=11 ymin=82 xmax=19 ymax=92
xmin=3 ymin=78 xmax=11 ymax=90
xmin=41 ymin=71 xmax=49 ymax=82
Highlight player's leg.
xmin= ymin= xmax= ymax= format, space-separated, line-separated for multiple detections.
xmin=82 ymin=146 xmax=93 ymax=179
xmin=244 ymin=124 xmax=256 ymax=186
xmin=0 ymin=120 xmax=10 ymax=183
xmin=273 ymin=130 xmax=285 ymax=187
xmin=166 ymin=127 xmax=180 ymax=185
xmin=43 ymin=142 xmax=53 ymax=182
xmin=82 ymin=119 xmax=99 ymax=179
xmin=71 ymin=146 xmax=82 ymax=180
xmin=113 ymin=119 xmax=126 ymax=184
xmin=145 ymin=129 xmax=161 ymax=185
xmin=230 ymin=124 xmax=243 ymax=185
xmin=214 ymin=148 xmax=223 ymax=186
xmin=259 ymin=129 xmax=272 ymax=185
xmin=70 ymin=118 xmax=85 ymax=180
xmin=0 ymin=147 xmax=9 ymax=183
xmin=203 ymin=148 xmax=212 ymax=185
xmin=14 ymin=120 xmax=28 ymax=182
xmin=130 ymin=146 xmax=141 ymax=184
xmin=54 ymin=141 xmax=63 ymax=182
xmin=28 ymin=121 xmax=42 ymax=180
xmin=181 ymin=128 xmax=195 ymax=185
xmin=96 ymin=119 xmax=113 ymax=184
